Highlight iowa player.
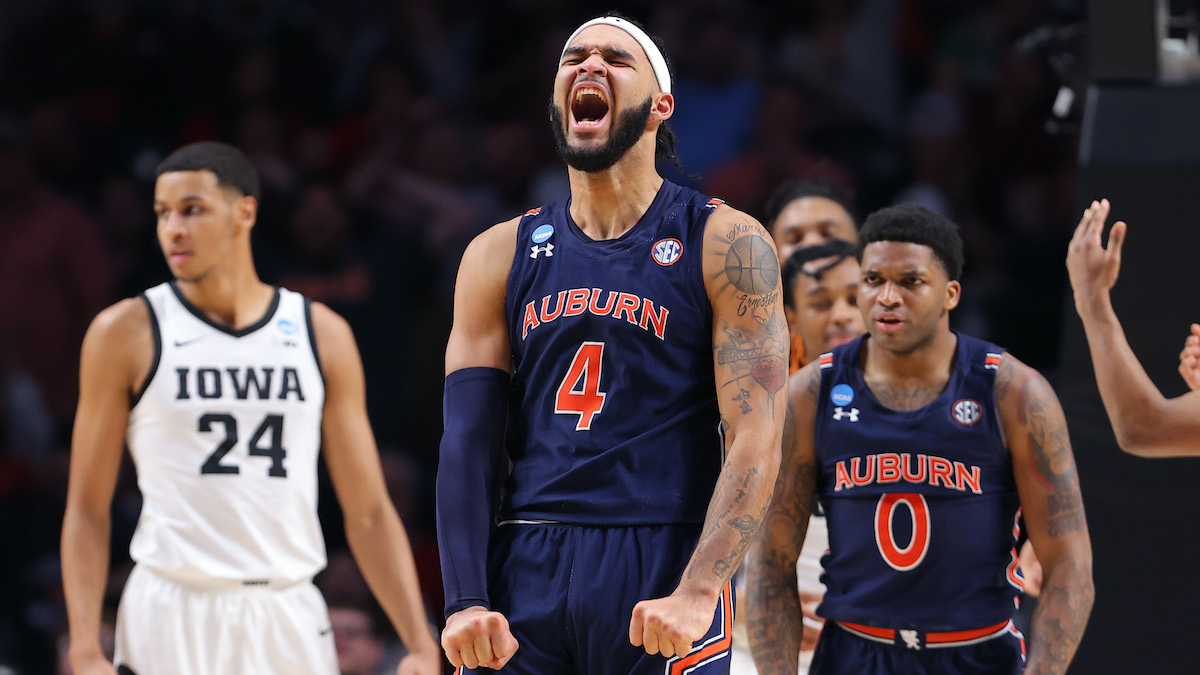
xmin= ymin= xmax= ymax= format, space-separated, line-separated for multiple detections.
xmin=436 ymin=15 xmax=785 ymax=674
xmin=747 ymin=205 xmax=1093 ymax=674
xmin=61 ymin=142 xmax=440 ymax=675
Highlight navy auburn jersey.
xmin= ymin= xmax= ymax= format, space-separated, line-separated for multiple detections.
xmin=502 ymin=181 xmax=724 ymax=525
xmin=814 ymin=332 xmax=1024 ymax=631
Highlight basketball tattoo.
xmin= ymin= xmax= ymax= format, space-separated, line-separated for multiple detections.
xmin=724 ymin=235 xmax=781 ymax=295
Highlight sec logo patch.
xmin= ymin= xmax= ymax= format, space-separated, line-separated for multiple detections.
xmin=652 ymin=238 xmax=683 ymax=266
xmin=952 ymin=399 xmax=982 ymax=426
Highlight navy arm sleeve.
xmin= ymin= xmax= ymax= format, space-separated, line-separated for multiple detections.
xmin=436 ymin=366 xmax=510 ymax=619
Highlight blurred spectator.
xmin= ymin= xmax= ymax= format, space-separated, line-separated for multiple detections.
xmin=703 ymin=83 xmax=851 ymax=217
xmin=319 ymin=551 xmax=437 ymax=675
xmin=328 ymin=602 xmax=390 ymax=675
xmin=664 ymin=1 xmax=762 ymax=182
xmin=277 ymin=182 xmax=372 ymax=320
xmin=0 ymin=115 xmax=112 ymax=434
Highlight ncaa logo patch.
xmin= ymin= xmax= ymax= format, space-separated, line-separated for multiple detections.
xmin=276 ymin=318 xmax=297 ymax=335
xmin=652 ymin=238 xmax=683 ymax=266
xmin=830 ymin=383 xmax=854 ymax=407
xmin=952 ymin=399 xmax=982 ymax=426
xmin=531 ymin=224 xmax=554 ymax=244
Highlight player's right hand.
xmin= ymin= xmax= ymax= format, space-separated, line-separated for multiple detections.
xmin=1066 ymin=198 xmax=1126 ymax=314
xmin=1179 ymin=323 xmax=1200 ymax=391
xmin=441 ymin=606 xmax=519 ymax=671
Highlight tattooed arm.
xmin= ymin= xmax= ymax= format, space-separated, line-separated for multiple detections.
xmin=745 ymin=363 xmax=820 ymax=674
xmin=628 ymin=207 xmax=786 ymax=659
xmin=996 ymin=355 xmax=1094 ymax=675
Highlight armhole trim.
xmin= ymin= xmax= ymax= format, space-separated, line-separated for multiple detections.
xmin=130 ymin=294 xmax=161 ymax=409
xmin=690 ymin=203 xmax=717 ymax=317
xmin=304 ymin=297 xmax=326 ymax=387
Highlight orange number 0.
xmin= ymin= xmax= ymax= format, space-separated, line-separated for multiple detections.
xmin=874 ymin=493 xmax=931 ymax=571
xmin=555 ymin=342 xmax=607 ymax=431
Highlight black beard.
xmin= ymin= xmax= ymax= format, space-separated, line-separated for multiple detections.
xmin=549 ymin=97 xmax=653 ymax=173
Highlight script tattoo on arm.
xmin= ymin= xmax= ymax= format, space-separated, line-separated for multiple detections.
xmin=711 ymin=228 xmax=788 ymax=416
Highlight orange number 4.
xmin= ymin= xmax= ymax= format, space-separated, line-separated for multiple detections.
xmin=555 ymin=342 xmax=607 ymax=431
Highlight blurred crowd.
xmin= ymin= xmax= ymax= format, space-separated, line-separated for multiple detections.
xmin=0 ymin=0 xmax=1086 ymax=671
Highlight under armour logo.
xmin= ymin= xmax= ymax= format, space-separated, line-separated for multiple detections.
xmin=531 ymin=243 xmax=554 ymax=259
xmin=899 ymin=629 xmax=921 ymax=650
xmin=832 ymin=406 xmax=859 ymax=422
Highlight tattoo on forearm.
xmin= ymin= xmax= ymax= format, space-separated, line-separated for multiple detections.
xmin=1028 ymin=559 xmax=1094 ymax=675
xmin=745 ymin=458 xmax=816 ymax=674
xmin=1046 ymin=492 xmax=1087 ymax=536
xmin=746 ymin=565 xmax=803 ymax=674
xmin=688 ymin=465 xmax=771 ymax=583
xmin=713 ymin=512 xmax=762 ymax=577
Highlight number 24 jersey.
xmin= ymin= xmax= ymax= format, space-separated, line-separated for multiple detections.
xmin=126 ymin=282 xmax=326 ymax=585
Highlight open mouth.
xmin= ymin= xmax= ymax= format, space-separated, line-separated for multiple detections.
xmin=875 ymin=315 xmax=904 ymax=332
xmin=570 ymin=85 xmax=610 ymax=128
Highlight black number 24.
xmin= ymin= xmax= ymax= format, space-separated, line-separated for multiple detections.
xmin=199 ymin=413 xmax=288 ymax=477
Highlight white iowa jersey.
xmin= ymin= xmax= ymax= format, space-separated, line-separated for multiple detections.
xmin=127 ymin=282 xmax=327 ymax=585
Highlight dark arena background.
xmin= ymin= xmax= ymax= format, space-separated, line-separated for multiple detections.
xmin=0 ymin=0 xmax=1197 ymax=672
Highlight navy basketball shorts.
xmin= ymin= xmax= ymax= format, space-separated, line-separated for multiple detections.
xmin=459 ymin=522 xmax=734 ymax=675
xmin=809 ymin=619 xmax=1026 ymax=675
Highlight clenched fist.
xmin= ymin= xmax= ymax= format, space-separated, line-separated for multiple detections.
xmin=441 ymin=606 xmax=519 ymax=671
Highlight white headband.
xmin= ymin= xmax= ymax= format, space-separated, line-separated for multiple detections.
xmin=560 ymin=16 xmax=671 ymax=94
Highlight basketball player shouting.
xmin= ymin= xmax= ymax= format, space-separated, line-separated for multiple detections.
xmin=436 ymin=14 xmax=785 ymax=674
xmin=61 ymin=142 xmax=440 ymax=675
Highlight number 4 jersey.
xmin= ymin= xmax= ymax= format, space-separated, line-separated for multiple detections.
xmin=814 ymin=333 xmax=1024 ymax=631
xmin=503 ymin=181 xmax=724 ymax=525
xmin=126 ymin=282 xmax=326 ymax=585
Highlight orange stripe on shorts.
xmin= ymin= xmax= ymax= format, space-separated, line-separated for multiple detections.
xmin=670 ymin=583 xmax=733 ymax=674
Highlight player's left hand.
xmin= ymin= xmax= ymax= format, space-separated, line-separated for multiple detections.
xmin=629 ymin=590 xmax=716 ymax=659
xmin=395 ymin=642 xmax=444 ymax=675
xmin=1066 ymin=198 xmax=1127 ymax=316
xmin=1179 ymin=323 xmax=1200 ymax=391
